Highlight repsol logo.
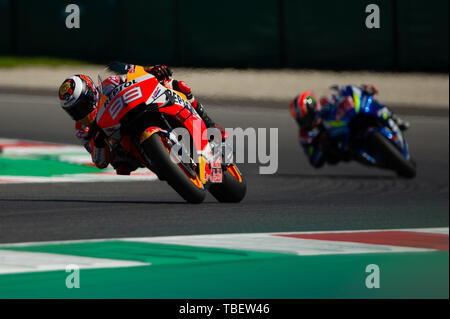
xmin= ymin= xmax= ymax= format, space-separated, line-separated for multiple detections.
xmin=165 ymin=89 xmax=194 ymax=112
xmin=105 ymin=79 xmax=137 ymax=105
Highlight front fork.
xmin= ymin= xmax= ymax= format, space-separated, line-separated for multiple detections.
xmin=201 ymin=138 xmax=235 ymax=184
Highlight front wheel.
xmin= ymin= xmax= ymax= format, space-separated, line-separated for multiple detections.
xmin=141 ymin=133 xmax=206 ymax=203
xmin=208 ymin=164 xmax=247 ymax=203
xmin=368 ymin=131 xmax=416 ymax=178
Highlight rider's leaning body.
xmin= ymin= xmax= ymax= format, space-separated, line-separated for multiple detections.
xmin=290 ymin=84 xmax=409 ymax=168
xmin=58 ymin=63 xmax=224 ymax=175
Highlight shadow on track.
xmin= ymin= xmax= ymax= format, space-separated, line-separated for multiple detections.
xmin=0 ymin=198 xmax=187 ymax=205
xmin=274 ymin=173 xmax=397 ymax=180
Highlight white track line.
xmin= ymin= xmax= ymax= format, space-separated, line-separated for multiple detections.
xmin=120 ymin=233 xmax=433 ymax=256
xmin=0 ymin=250 xmax=150 ymax=275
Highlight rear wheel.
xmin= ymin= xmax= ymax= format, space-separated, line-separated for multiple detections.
xmin=208 ymin=164 xmax=247 ymax=203
xmin=369 ymin=131 xmax=416 ymax=178
xmin=141 ymin=133 xmax=206 ymax=203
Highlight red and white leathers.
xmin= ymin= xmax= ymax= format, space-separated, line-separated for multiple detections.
xmin=74 ymin=70 xmax=206 ymax=174
xmin=74 ymin=105 xmax=110 ymax=170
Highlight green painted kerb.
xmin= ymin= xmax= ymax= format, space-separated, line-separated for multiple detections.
xmin=0 ymin=156 xmax=100 ymax=177
xmin=0 ymin=241 xmax=447 ymax=299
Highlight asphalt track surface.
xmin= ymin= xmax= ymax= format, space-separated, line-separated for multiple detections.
xmin=0 ymin=93 xmax=448 ymax=244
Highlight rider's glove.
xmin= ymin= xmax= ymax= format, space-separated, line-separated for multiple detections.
xmin=361 ymin=84 xmax=379 ymax=96
xmin=76 ymin=126 xmax=90 ymax=140
xmin=146 ymin=65 xmax=173 ymax=82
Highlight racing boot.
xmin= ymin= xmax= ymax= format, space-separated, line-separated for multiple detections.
xmin=172 ymin=79 xmax=228 ymax=140
xmin=114 ymin=163 xmax=133 ymax=176
xmin=195 ymin=102 xmax=228 ymax=141
xmin=110 ymin=144 xmax=142 ymax=175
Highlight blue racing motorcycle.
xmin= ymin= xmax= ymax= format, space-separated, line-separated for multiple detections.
xmin=319 ymin=85 xmax=416 ymax=178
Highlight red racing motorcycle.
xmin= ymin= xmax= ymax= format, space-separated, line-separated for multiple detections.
xmin=95 ymin=66 xmax=246 ymax=203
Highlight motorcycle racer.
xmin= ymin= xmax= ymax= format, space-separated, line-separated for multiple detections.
xmin=58 ymin=64 xmax=224 ymax=175
xmin=289 ymin=84 xmax=410 ymax=168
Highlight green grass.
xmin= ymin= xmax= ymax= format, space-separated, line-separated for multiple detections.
xmin=0 ymin=56 xmax=90 ymax=68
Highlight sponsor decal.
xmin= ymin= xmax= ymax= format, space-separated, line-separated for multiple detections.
xmin=163 ymin=89 xmax=195 ymax=113
xmin=151 ymin=87 xmax=162 ymax=100
xmin=104 ymin=79 xmax=137 ymax=106
xmin=103 ymin=74 xmax=152 ymax=108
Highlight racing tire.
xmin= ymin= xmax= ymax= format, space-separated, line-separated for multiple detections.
xmin=141 ymin=134 xmax=206 ymax=203
xmin=369 ymin=131 xmax=416 ymax=179
xmin=208 ymin=164 xmax=247 ymax=203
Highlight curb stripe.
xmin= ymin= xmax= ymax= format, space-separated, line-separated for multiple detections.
xmin=275 ymin=231 xmax=449 ymax=251
xmin=119 ymin=227 xmax=448 ymax=256
xmin=0 ymin=138 xmax=157 ymax=184
xmin=122 ymin=234 xmax=431 ymax=256
xmin=0 ymin=250 xmax=150 ymax=275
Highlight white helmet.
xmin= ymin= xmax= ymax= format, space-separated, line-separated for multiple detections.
xmin=58 ymin=74 xmax=98 ymax=121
